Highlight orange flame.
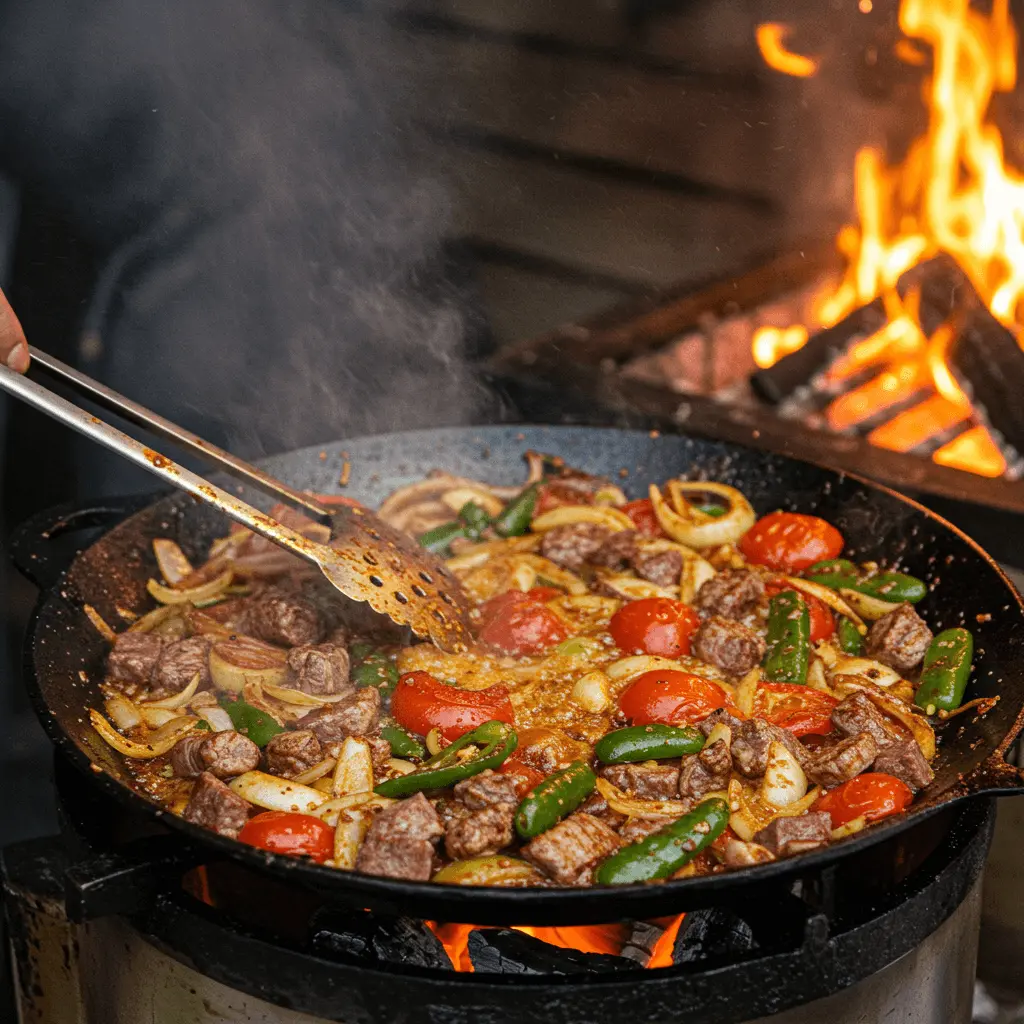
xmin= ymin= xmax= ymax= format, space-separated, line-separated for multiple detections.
xmin=754 ymin=0 xmax=1023 ymax=473
xmin=756 ymin=24 xmax=820 ymax=78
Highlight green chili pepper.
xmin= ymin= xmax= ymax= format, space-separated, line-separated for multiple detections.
xmin=374 ymin=720 xmax=517 ymax=798
xmin=514 ymin=760 xmax=596 ymax=839
xmin=692 ymin=503 xmax=727 ymax=518
xmin=381 ymin=724 xmax=426 ymax=760
xmin=219 ymin=697 xmax=284 ymax=747
xmin=594 ymin=724 xmax=704 ymax=764
xmin=418 ymin=520 xmax=467 ymax=555
xmin=763 ymin=590 xmax=810 ymax=684
xmin=352 ymin=650 xmax=400 ymax=696
xmin=807 ymin=559 xmax=927 ymax=604
xmin=837 ymin=616 xmax=864 ymax=656
xmin=349 ymin=641 xmax=375 ymax=662
xmin=593 ymin=797 xmax=730 ymax=885
xmin=194 ymin=719 xmax=212 ymax=732
xmin=457 ymin=501 xmax=492 ymax=540
xmin=492 ymin=484 xmax=539 ymax=538
xmin=914 ymin=627 xmax=974 ymax=713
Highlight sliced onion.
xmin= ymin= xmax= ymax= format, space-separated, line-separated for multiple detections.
xmin=832 ymin=815 xmax=869 ymax=840
xmin=241 ymin=681 xmax=285 ymax=726
xmin=147 ymin=569 xmax=233 ymax=606
xmin=312 ymin=792 xmax=394 ymax=826
xmin=84 ymin=604 xmax=117 ymax=643
xmin=830 ymin=656 xmax=903 ymax=689
xmin=649 ymin=481 xmax=756 ymax=549
xmin=140 ymin=672 xmax=201 ymax=710
xmin=184 ymin=607 xmax=236 ymax=640
xmin=721 ymin=836 xmax=776 ymax=867
xmin=432 ymin=856 xmax=545 ymax=887
xmin=806 ymin=657 xmax=832 ymax=693
xmin=595 ymin=777 xmax=690 ymax=819
xmin=89 ymin=709 xmax=197 ymax=759
xmin=593 ymin=573 xmax=676 ymax=601
xmin=425 ymin=728 xmax=444 ymax=757
xmin=838 ymin=587 xmax=902 ymax=621
xmin=332 ymin=805 xmax=373 ymax=870
xmin=104 ymin=694 xmax=141 ymax=731
xmin=195 ymin=706 xmax=235 ymax=732
xmin=729 ymin=778 xmax=821 ymax=841
xmin=514 ymin=555 xmax=588 ymax=595
xmin=735 ymin=667 xmax=760 ymax=717
xmin=592 ymin=485 xmax=628 ymax=507
xmin=331 ymin=737 xmax=374 ymax=798
xmin=445 ymin=535 xmax=541 ymax=570
xmin=139 ymin=706 xmax=185 ymax=728
xmin=152 ymin=538 xmax=194 ymax=585
xmin=570 ymin=670 xmax=612 ymax=713
xmin=228 ymin=770 xmax=327 ymax=813
xmin=704 ymin=721 xmax=733 ymax=750
xmin=859 ymin=685 xmax=936 ymax=760
xmin=441 ymin=487 xmax=505 ymax=518
xmin=385 ymin=758 xmax=417 ymax=776
xmin=128 ymin=604 xmax=185 ymax=635
xmin=778 ymin=576 xmax=867 ymax=631
xmin=680 ymin=554 xmax=716 ymax=604
xmin=759 ymin=740 xmax=808 ymax=808
xmin=261 ymin=682 xmax=339 ymax=707
xmin=530 ymin=505 xmax=635 ymax=533
xmin=291 ymin=757 xmax=338 ymax=785
xmin=379 ymin=474 xmax=508 ymax=534
xmin=209 ymin=637 xmax=288 ymax=694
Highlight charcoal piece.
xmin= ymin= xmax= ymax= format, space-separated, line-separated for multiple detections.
xmin=948 ymin=304 xmax=1024 ymax=458
xmin=896 ymin=253 xmax=980 ymax=336
xmin=309 ymin=909 xmax=452 ymax=970
xmin=750 ymin=298 xmax=887 ymax=405
xmin=619 ymin=920 xmax=666 ymax=966
xmin=673 ymin=907 xmax=758 ymax=964
xmin=467 ymin=929 xmax=637 ymax=974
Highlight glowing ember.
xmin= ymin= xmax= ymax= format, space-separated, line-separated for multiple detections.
xmin=426 ymin=917 xmax=685 ymax=972
xmin=755 ymin=0 xmax=1024 ymax=474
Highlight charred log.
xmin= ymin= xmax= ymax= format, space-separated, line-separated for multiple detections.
xmin=896 ymin=253 xmax=979 ymax=336
xmin=309 ymin=909 xmax=452 ymax=969
xmin=467 ymin=929 xmax=637 ymax=974
xmin=673 ymin=907 xmax=758 ymax=964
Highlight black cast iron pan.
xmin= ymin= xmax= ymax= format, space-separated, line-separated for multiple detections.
xmin=12 ymin=425 xmax=1024 ymax=924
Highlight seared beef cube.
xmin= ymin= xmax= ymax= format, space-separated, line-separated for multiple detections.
xmin=540 ymin=524 xmax=612 ymax=571
xmin=286 ymin=642 xmax=352 ymax=695
xmin=297 ymin=687 xmax=381 ymax=744
xmin=632 ymin=549 xmax=683 ymax=588
xmin=578 ymin=791 xmax=627 ymax=829
xmin=619 ymin=815 xmax=675 ymax=844
xmin=698 ymin=707 xmax=746 ymax=737
xmin=107 ymin=632 xmax=165 ymax=687
xmin=592 ymin=530 xmax=639 ymax=570
xmin=183 ymin=771 xmax=251 ymax=837
xmin=151 ymin=636 xmax=212 ymax=696
xmin=678 ymin=739 xmax=731 ymax=800
xmin=804 ymin=732 xmax=879 ymax=788
xmin=831 ymin=691 xmax=905 ymax=748
xmin=171 ymin=730 xmax=260 ymax=779
xmin=453 ymin=769 xmax=519 ymax=810
xmin=264 ymin=729 xmax=323 ymax=777
xmin=872 ymin=738 xmax=934 ymax=791
xmin=754 ymin=812 xmax=832 ymax=858
xmin=247 ymin=587 xmax=320 ymax=647
xmin=732 ymin=718 xmax=807 ymax=778
xmin=522 ymin=813 xmax=622 ymax=885
xmin=600 ymin=763 xmax=680 ymax=800
xmin=444 ymin=806 xmax=515 ymax=860
xmin=865 ymin=603 xmax=932 ymax=676
xmin=695 ymin=569 xmax=766 ymax=620
xmin=356 ymin=792 xmax=443 ymax=881
xmin=692 ymin=616 xmax=766 ymax=677
xmin=368 ymin=736 xmax=393 ymax=776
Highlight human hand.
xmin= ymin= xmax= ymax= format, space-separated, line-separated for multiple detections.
xmin=0 ymin=286 xmax=27 ymax=371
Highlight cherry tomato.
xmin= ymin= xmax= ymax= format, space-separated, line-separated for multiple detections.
xmin=238 ymin=811 xmax=334 ymax=863
xmin=739 ymin=511 xmax=844 ymax=573
xmin=766 ymin=580 xmax=835 ymax=642
xmin=497 ymin=754 xmax=547 ymax=798
xmin=609 ymin=598 xmax=701 ymax=658
xmin=391 ymin=670 xmax=514 ymax=740
xmin=478 ymin=590 xmax=568 ymax=655
xmin=622 ymin=499 xmax=666 ymax=538
xmin=752 ymin=682 xmax=838 ymax=737
xmin=814 ymin=773 xmax=914 ymax=828
xmin=619 ymin=669 xmax=734 ymax=726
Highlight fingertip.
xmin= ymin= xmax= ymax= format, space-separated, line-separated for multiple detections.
xmin=6 ymin=342 xmax=29 ymax=373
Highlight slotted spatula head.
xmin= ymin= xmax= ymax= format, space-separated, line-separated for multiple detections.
xmin=316 ymin=503 xmax=474 ymax=652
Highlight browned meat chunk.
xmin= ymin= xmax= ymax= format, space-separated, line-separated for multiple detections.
xmin=247 ymin=587 xmax=320 ymax=647
xmin=522 ymin=813 xmax=622 ymax=885
xmin=731 ymin=718 xmax=808 ymax=778
xmin=368 ymin=736 xmax=392 ymax=776
xmin=804 ymin=732 xmax=879 ymax=789
xmin=107 ymin=632 xmax=165 ymax=687
xmin=698 ymin=707 xmax=746 ymax=736
xmin=600 ymin=763 xmax=680 ymax=800
xmin=183 ymin=771 xmax=250 ymax=837
xmin=444 ymin=806 xmax=515 ymax=860
xmin=865 ymin=603 xmax=933 ymax=676
xmin=632 ymin=549 xmax=683 ymax=588
xmin=151 ymin=636 xmax=212 ymax=697
xmin=286 ymin=643 xmax=352 ymax=695
xmin=872 ymin=738 xmax=934 ymax=791
xmin=619 ymin=815 xmax=675 ymax=844
xmin=539 ymin=524 xmax=612 ymax=571
xmin=692 ymin=616 xmax=766 ymax=677
xmin=695 ymin=569 xmax=766 ymax=620
xmin=678 ymin=739 xmax=732 ymax=801
xmin=171 ymin=730 xmax=260 ymax=779
xmin=831 ymin=691 xmax=905 ymax=749
xmin=453 ymin=769 xmax=519 ymax=810
xmin=264 ymin=729 xmax=323 ymax=777
xmin=297 ymin=687 xmax=381 ymax=744
xmin=592 ymin=530 xmax=639 ymax=569
xmin=754 ymin=812 xmax=832 ymax=858
xmin=355 ymin=792 xmax=442 ymax=881
xmin=578 ymin=791 xmax=627 ymax=830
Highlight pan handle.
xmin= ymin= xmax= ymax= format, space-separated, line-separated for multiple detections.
xmin=8 ymin=495 xmax=155 ymax=590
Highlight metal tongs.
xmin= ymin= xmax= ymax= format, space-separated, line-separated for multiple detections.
xmin=0 ymin=347 xmax=472 ymax=651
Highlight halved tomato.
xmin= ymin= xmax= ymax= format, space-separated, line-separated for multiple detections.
xmin=814 ymin=773 xmax=913 ymax=828
xmin=609 ymin=598 xmax=701 ymax=658
xmin=739 ymin=511 xmax=844 ymax=573
xmin=478 ymin=589 xmax=568 ymax=655
xmin=619 ymin=669 xmax=735 ymax=726
xmin=752 ymin=682 xmax=838 ymax=737
xmin=622 ymin=498 xmax=666 ymax=538
xmin=391 ymin=671 xmax=514 ymax=740
xmin=238 ymin=811 xmax=334 ymax=863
